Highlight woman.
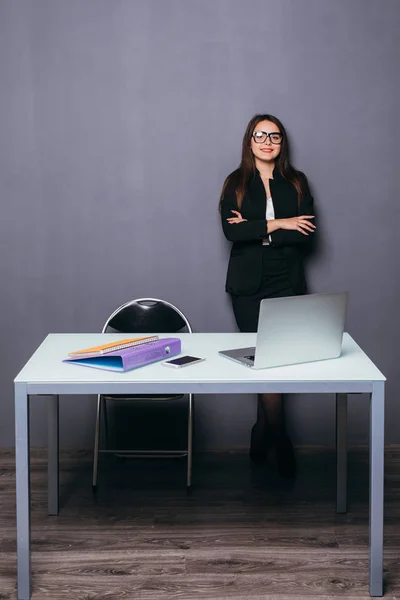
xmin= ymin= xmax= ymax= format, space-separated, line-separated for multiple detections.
xmin=219 ymin=113 xmax=316 ymax=478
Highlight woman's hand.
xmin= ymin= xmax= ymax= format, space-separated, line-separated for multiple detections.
xmin=277 ymin=216 xmax=316 ymax=235
xmin=227 ymin=210 xmax=247 ymax=224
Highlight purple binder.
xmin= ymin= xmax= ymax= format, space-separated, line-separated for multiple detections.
xmin=64 ymin=338 xmax=181 ymax=372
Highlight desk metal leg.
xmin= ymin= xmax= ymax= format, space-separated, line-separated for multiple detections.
xmin=15 ymin=383 xmax=31 ymax=600
xmin=186 ymin=393 xmax=193 ymax=491
xmin=48 ymin=395 xmax=59 ymax=516
xmin=370 ymin=381 xmax=385 ymax=597
xmin=336 ymin=393 xmax=347 ymax=513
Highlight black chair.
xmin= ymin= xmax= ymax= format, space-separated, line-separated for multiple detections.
xmin=92 ymin=298 xmax=193 ymax=490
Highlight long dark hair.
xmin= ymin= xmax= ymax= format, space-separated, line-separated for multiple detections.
xmin=219 ymin=114 xmax=304 ymax=210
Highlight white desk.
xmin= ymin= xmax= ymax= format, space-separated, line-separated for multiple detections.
xmin=14 ymin=332 xmax=386 ymax=599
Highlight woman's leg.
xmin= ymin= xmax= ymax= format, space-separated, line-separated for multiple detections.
xmin=260 ymin=393 xmax=286 ymax=437
xmin=251 ymin=393 xmax=297 ymax=477
xmin=249 ymin=395 xmax=270 ymax=462
xmin=250 ymin=394 xmax=283 ymax=459
xmin=231 ymin=290 xmax=296 ymax=476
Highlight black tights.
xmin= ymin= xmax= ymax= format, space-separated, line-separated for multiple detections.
xmin=255 ymin=393 xmax=287 ymax=441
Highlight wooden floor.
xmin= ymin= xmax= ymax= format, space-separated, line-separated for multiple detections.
xmin=0 ymin=447 xmax=400 ymax=600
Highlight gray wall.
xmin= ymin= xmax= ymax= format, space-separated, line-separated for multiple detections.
xmin=1 ymin=0 xmax=399 ymax=449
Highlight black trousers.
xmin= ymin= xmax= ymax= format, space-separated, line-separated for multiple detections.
xmin=230 ymin=245 xmax=298 ymax=333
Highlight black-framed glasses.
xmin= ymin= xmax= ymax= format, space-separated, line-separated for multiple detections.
xmin=252 ymin=130 xmax=283 ymax=145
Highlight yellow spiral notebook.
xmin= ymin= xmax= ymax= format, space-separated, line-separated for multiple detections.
xmin=68 ymin=336 xmax=159 ymax=358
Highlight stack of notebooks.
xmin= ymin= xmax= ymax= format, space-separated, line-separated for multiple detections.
xmin=64 ymin=336 xmax=181 ymax=372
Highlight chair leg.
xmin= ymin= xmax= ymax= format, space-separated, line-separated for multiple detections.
xmin=103 ymin=397 xmax=109 ymax=449
xmin=92 ymin=394 xmax=102 ymax=491
xmin=186 ymin=393 xmax=194 ymax=492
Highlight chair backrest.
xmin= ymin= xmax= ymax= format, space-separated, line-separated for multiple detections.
xmin=102 ymin=298 xmax=192 ymax=334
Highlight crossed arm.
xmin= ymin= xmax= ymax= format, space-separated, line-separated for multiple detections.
xmin=220 ymin=180 xmax=316 ymax=247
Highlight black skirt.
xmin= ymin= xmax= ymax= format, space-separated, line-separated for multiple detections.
xmin=230 ymin=245 xmax=298 ymax=333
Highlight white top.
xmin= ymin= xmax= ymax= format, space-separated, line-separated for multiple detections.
xmin=263 ymin=197 xmax=274 ymax=245
xmin=14 ymin=333 xmax=385 ymax=396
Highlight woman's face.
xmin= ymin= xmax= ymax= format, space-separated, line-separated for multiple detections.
xmin=250 ymin=120 xmax=282 ymax=163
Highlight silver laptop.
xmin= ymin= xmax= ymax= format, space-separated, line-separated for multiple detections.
xmin=219 ymin=292 xmax=348 ymax=369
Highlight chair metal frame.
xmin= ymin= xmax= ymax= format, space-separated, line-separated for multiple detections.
xmin=92 ymin=298 xmax=194 ymax=491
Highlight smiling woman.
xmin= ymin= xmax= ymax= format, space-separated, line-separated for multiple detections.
xmin=219 ymin=113 xmax=316 ymax=478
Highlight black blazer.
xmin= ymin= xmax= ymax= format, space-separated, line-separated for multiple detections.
xmin=220 ymin=166 xmax=315 ymax=296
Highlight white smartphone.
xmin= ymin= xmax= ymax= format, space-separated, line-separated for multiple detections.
xmin=161 ymin=355 xmax=205 ymax=368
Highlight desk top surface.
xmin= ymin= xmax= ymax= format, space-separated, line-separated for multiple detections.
xmin=14 ymin=332 xmax=385 ymax=385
